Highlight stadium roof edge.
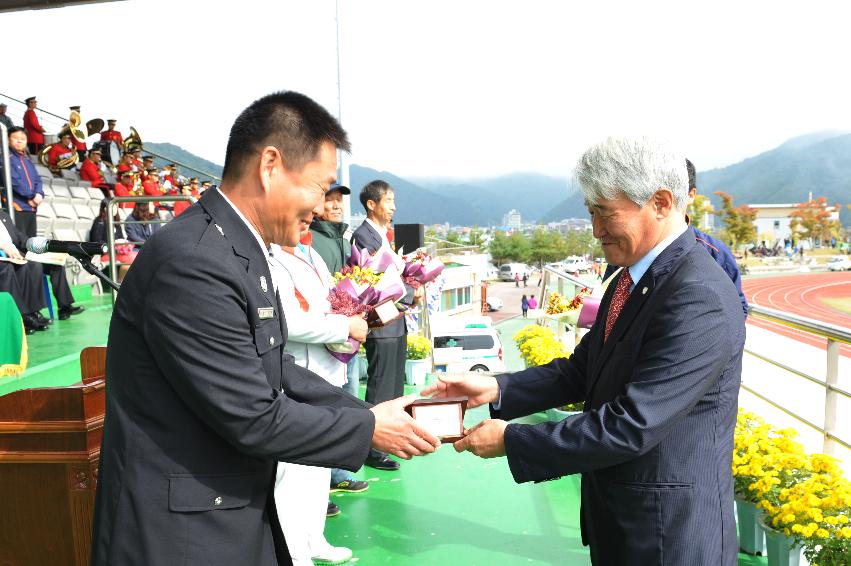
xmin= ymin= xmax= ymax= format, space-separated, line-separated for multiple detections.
xmin=0 ymin=0 xmax=123 ymax=13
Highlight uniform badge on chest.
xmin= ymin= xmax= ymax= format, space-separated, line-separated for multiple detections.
xmin=260 ymin=275 xmax=268 ymax=293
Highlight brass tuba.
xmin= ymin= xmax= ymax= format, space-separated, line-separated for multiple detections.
xmin=61 ymin=110 xmax=88 ymax=143
xmin=123 ymin=126 xmax=143 ymax=153
xmin=39 ymin=143 xmax=79 ymax=170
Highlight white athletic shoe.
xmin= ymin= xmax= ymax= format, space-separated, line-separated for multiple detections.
xmin=311 ymin=544 xmax=353 ymax=565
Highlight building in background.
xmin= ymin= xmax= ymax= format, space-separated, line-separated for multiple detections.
xmin=502 ymin=209 xmax=521 ymax=230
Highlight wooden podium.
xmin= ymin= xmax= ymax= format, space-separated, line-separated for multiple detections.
xmin=0 ymin=347 xmax=106 ymax=566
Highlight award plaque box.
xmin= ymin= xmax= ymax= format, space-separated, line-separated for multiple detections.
xmin=405 ymin=397 xmax=468 ymax=442
xmin=366 ymin=298 xmax=403 ymax=328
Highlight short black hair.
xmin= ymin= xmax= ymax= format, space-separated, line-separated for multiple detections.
xmin=685 ymin=158 xmax=696 ymax=190
xmin=222 ymin=91 xmax=350 ymax=182
xmin=359 ymin=180 xmax=393 ymax=211
xmin=7 ymin=126 xmax=26 ymax=137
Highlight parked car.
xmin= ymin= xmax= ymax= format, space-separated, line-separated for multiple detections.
xmin=432 ymin=319 xmax=505 ymax=373
xmin=486 ymin=296 xmax=504 ymax=311
xmin=562 ymin=256 xmax=591 ymax=274
xmin=827 ymin=255 xmax=851 ymax=271
xmin=499 ymin=263 xmax=533 ymax=281
xmin=483 ymin=263 xmax=500 ymax=281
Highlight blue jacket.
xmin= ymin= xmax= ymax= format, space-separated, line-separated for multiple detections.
xmin=6 ymin=151 xmax=43 ymax=212
xmin=692 ymin=226 xmax=748 ymax=316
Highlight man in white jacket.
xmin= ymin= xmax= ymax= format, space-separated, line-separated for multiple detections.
xmin=270 ymin=234 xmax=368 ymax=565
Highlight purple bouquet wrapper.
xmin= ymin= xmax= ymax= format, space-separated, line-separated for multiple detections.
xmin=326 ymin=337 xmax=361 ymax=363
xmin=577 ymin=296 xmax=601 ymax=329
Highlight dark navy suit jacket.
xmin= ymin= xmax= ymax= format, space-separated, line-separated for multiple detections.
xmin=91 ymin=189 xmax=375 ymax=566
xmin=494 ymin=227 xmax=744 ymax=565
xmin=351 ymin=220 xmax=414 ymax=339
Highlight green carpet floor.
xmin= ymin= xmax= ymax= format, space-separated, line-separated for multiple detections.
xmin=0 ymin=301 xmax=771 ymax=564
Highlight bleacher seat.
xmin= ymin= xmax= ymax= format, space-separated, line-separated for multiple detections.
xmin=35 ymin=208 xmax=55 ymax=238
xmin=69 ymin=186 xmax=90 ymax=203
xmin=78 ymin=180 xmax=93 ymax=188
xmin=29 ymin=154 xmax=39 ymax=165
xmin=51 ymin=183 xmax=72 ymax=203
xmin=34 ymin=164 xmax=52 ymax=178
xmin=74 ymin=218 xmax=92 ymax=237
xmin=42 ymin=184 xmax=54 ymax=197
xmin=86 ymin=187 xmax=104 ymax=201
xmin=88 ymin=202 xmax=101 ymax=218
xmin=39 ymin=176 xmax=53 ymax=189
xmin=73 ymin=202 xmax=94 ymax=220
xmin=61 ymin=169 xmax=81 ymax=182
xmin=51 ymin=202 xmax=77 ymax=220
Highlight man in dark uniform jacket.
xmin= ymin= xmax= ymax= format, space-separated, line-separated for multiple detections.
xmin=352 ymin=180 xmax=420 ymax=471
xmin=90 ymin=92 xmax=439 ymax=566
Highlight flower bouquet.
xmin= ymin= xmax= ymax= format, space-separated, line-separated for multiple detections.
xmin=400 ymin=249 xmax=444 ymax=289
xmin=325 ymin=261 xmax=407 ymax=363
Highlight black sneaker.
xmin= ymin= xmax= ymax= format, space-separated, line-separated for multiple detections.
xmin=330 ymin=479 xmax=369 ymax=494
xmin=326 ymin=501 xmax=341 ymax=518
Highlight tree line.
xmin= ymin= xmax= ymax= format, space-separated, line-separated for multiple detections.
xmin=487 ymin=228 xmax=602 ymax=266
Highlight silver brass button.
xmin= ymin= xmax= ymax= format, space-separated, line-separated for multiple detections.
xmin=269 ymin=336 xmax=275 ymax=346
xmin=214 ymin=496 xmax=222 ymax=506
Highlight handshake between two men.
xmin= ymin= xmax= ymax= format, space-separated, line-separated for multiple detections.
xmin=367 ymin=372 xmax=506 ymax=461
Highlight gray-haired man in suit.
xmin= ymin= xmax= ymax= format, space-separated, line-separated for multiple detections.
xmin=424 ymin=136 xmax=744 ymax=565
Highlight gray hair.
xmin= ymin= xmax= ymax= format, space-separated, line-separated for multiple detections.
xmin=575 ymin=136 xmax=688 ymax=210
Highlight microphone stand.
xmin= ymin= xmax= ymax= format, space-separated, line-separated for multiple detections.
xmin=75 ymin=255 xmax=120 ymax=292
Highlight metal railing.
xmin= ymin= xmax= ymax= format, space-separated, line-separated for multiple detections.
xmin=105 ymin=195 xmax=197 ymax=299
xmin=745 ymin=303 xmax=851 ymax=454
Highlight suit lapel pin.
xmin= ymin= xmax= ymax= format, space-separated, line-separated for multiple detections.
xmin=642 ymin=287 xmax=648 ymax=295
xmin=215 ymin=223 xmax=224 ymax=236
xmin=260 ymin=275 xmax=268 ymax=293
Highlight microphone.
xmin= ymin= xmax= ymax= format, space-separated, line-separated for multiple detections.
xmin=26 ymin=237 xmax=108 ymax=258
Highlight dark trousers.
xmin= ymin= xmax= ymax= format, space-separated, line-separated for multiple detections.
xmin=14 ymin=210 xmax=37 ymax=239
xmin=43 ymin=263 xmax=74 ymax=308
xmin=0 ymin=261 xmax=45 ymax=315
xmin=364 ymin=335 xmax=407 ymax=459
xmin=27 ymin=143 xmax=43 ymax=155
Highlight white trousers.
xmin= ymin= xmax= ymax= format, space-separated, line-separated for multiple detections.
xmin=274 ymin=462 xmax=332 ymax=565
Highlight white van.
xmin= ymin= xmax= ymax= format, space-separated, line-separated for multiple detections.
xmin=561 ymin=256 xmax=590 ymax=274
xmin=431 ymin=318 xmax=505 ymax=373
xmin=499 ymin=263 xmax=532 ymax=281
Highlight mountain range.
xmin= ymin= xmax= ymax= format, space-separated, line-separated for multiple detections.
xmin=145 ymin=132 xmax=851 ymax=226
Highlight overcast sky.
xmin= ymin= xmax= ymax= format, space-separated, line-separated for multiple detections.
xmin=3 ymin=0 xmax=851 ymax=180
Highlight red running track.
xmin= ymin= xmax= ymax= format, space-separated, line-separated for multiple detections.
xmin=743 ymin=271 xmax=851 ymax=357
